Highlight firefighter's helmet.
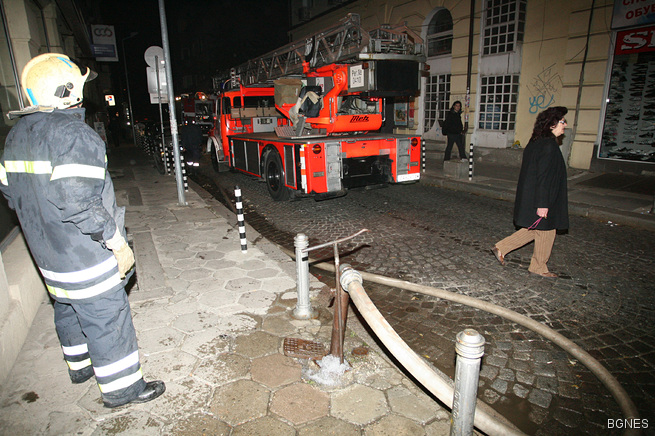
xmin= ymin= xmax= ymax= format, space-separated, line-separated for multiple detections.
xmin=21 ymin=53 xmax=97 ymax=109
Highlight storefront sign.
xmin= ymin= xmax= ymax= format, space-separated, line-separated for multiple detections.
xmin=612 ymin=0 xmax=655 ymax=30
xmin=616 ymin=26 xmax=655 ymax=54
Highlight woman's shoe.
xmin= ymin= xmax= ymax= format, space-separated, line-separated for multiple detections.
xmin=530 ymin=271 xmax=558 ymax=278
xmin=491 ymin=247 xmax=505 ymax=266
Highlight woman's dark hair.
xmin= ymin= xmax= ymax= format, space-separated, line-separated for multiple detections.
xmin=530 ymin=106 xmax=568 ymax=141
xmin=450 ymin=101 xmax=462 ymax=111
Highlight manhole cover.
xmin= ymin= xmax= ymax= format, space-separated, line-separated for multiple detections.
xmin=352 ymin=346 xmax=369 ymax=356
xmin=283 ymin=337 xmax=327 ymax=360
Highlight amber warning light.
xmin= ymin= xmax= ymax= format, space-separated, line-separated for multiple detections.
xmin=411 ymin=138 xmax=419 ymax=147
xmin=312 ymin=144 xmax=322 ymax=154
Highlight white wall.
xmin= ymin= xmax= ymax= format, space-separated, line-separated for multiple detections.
xmin=0 ymin=233 xmax=47 ymax=384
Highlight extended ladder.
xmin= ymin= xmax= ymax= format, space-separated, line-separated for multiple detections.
xmin=213 ymin=13 xmax=424 ymax=91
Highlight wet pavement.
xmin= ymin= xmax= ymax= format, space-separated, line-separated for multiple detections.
xmin=1 ymin=140 xmax=653 ymax=435
xmin=0 ymin=145 xmax=459 ymax=435
xmin=192 ymin=148 xmax=655 ymax=435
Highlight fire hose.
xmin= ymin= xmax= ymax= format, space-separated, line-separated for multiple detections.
xmin=280 ymin=246 xmax=640 ymax=436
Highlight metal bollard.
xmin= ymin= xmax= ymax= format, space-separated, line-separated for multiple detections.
xmin=468 ymin=143 xmax=473 ymax=181
xmin=234 ymin=186 xmax=247 ymax=254
xmin=293 ymin=233 xmax=316 ymax=319
xmin=180 ymin=152 xmax=188 ymax=192
xmin=422 ymin=139 xmax=426 ymax=173
xmin=450 ymin=329 xmax=485 ymax=436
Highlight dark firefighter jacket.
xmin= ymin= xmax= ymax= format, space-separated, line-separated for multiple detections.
xmin=0 ymin=108 xmax=131 ymax=303
xmin=513 ymin=136 xmax=569 ymax=230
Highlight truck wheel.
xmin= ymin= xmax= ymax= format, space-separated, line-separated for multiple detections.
xmin=264 ymin=151 xmax=290 ymax=201
xmin=211 ymin=144 xmax=219 ymax=172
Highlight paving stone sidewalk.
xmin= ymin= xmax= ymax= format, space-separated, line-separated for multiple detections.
xmin=0 ymin=154 xmax=456 ymax=435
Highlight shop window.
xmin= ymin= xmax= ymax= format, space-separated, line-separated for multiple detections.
xmin=478 ymin=75 xmax=518 ymax=131
xmin=424 ymin=74 xmax=451 ymax=132
xmin=482 ymin=0 xmax=526 ymax=55
xmin=427 ymin=9 xmax=453 ymax=57
xmin=599 ymin=26 xmax=655 ymax=162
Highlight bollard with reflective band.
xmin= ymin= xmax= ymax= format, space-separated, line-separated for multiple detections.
xmin=293 ymin=233 xmax=316 ymax=319
xmin=468 ymin=143 xmax=473 ymax=181
xmin=234 ymin=186 xmax=247 ymax=253
xmin=422 ymin=139 xmax=426 ymax=173
xmin=180 ymin=152 xmax=188 ymax=191
xmin=451 ymin=329 xmax=485 ymax=436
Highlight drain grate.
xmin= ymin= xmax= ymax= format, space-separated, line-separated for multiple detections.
xmin=283 ymin=337 xmax=328 ymax=360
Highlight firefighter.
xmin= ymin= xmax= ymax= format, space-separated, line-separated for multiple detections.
xmin=0 ymin=53 xmax=165 ymax=407
xmin=181 ymin=122 xmax=203 ymax=168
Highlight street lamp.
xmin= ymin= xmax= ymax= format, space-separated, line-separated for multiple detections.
xmin=121 ymin=31 xmax=138 ymax=146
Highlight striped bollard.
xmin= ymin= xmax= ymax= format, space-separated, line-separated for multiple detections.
xmin=235 ymin=186 xmax=247 ymax=254
xmin=165 ymin=143 xmax=171 ymax=175
xmin=181 ymin=152 xmax=188 ymax=192
xmin=422 ymin=139 xmax=426 ymax=173
xmin=468 ymin=143 xmax=473 ymax=181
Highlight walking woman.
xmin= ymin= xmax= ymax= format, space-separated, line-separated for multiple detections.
xmin=491 ymin=106 xmax=569 ymax=278
xmin=442 ymin=101 xmax=468 ymax=161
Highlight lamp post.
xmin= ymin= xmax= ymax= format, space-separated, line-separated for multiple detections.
xmin=121 ymin=31 xmax=138 ymax=146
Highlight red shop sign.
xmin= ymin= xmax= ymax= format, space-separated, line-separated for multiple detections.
xmin=615 ymin=26 xmax=655 ymax=55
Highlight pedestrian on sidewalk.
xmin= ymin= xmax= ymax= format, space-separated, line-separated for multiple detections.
xmin=442 ymin=101 xmax=468 ymax=161
xmin=0 ymin=53 xmax=164 ymax=407
xmin=491 ymin=106 xmax=569 ymax=278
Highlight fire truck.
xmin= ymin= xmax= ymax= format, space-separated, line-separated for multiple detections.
xmin=207 ymin=14 xmax=425 ymax=200
xmin=180 ymin=92 xmax=215 ymax=134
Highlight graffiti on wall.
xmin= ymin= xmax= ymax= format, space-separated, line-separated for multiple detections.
xmin=527 ymin=63 xmax=563 ymax=114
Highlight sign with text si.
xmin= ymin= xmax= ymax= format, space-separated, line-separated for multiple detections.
xmin=615 ymin=25 xmax=655 ymax=54
xmin=91 ymin=25 xmax=118 ymax=62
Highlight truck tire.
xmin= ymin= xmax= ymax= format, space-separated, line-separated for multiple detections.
xmin=263 ymin=150 xmax=290 ymax=201
xmin=208 ymin=136 xmax=221 ymax=172
xmin=211 ymin=144 xmax=219 ymax=172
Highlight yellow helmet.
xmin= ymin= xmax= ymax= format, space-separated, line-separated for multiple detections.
xmin=21 ymin=53 xmax=97 ymax=109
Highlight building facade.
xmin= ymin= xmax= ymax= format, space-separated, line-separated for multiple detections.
xmin=288 ymin=0 xmax=655 ymax=172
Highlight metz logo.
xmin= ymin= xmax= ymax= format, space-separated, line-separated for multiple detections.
xmin=350 ymin=115 xmax=369 ymax=123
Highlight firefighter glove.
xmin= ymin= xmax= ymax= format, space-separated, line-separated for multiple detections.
xmin=106 ymin=228 xmax=135 ymax=279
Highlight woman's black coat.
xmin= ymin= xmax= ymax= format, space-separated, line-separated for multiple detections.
xmin=442 ymin=109 xmax=463 ymax=135
xmin=513 ymin=136 xmax=569 ymax=230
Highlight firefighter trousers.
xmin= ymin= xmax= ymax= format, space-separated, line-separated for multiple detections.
xmin=54 ymin=288 xmax=146 ymax=407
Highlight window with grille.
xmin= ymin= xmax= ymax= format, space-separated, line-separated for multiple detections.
xmin=478 ymin=75 xmax=519 ymax=131
xmin=424 ymin=74 xmax=451 ymax=132
xmin=427 ymin=9 xmax=453 ymax=57
xmin=482 ymin=0 xmax=526 ymax=55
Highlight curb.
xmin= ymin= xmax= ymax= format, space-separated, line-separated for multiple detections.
xmin=420 ymin=173 xmax=655 ymax=231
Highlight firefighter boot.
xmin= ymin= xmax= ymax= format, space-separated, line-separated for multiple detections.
xmin=104 ymin=380 xmax=166 ymax=408
xmin=70 ymin=365 xmax=94 ymax=384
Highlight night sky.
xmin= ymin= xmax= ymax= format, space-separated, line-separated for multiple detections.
xmin=90 ymin=0 xmax=290 ymax=121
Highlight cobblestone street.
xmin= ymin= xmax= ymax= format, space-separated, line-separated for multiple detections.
xmin=193 ymin=167 xmax=655 ymax=435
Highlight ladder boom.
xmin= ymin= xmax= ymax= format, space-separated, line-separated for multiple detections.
xmin=213 ymin=13 xmax=424 ymax=91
